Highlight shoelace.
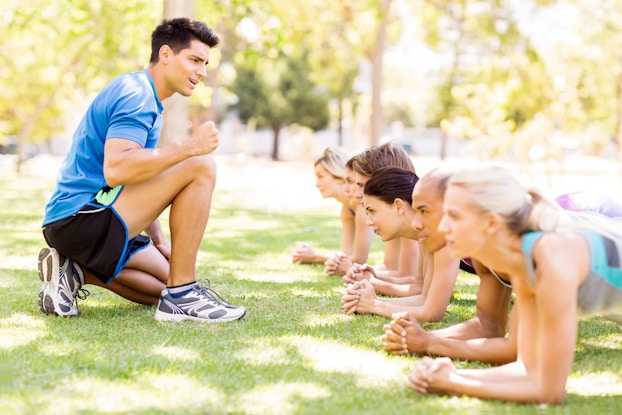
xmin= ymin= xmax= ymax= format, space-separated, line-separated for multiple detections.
xmin=70 ymin=261 xmax=90 ymax=311
xmin=197 ymin=279 xmax=233 ymax=307
xmin=76 ymin=288 xmax=90 ymax=301
xmin=73 ymin=288 xmax=90 ymax=313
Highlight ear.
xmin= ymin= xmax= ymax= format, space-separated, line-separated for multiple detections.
xmin=485 ymin=212 xmax=504 ymax=235
xmin=393 ymin=198 xmax=406 ymax=215
xmin=159 ymin=45 xmax=173 ymax=64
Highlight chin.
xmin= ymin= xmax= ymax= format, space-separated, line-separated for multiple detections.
xmin=448 ymin=245 xmax=467 ymax=258
xmin=178 ymin=88 xmax=193 ymax=97
xmin=380 ymin=234 xmax=397 ymax=242
xmin=423 ymin=242 xmax=441 ymax=253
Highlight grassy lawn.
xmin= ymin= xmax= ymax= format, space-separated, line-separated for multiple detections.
xmin=1 ymin=157 xmax=621 ymax=415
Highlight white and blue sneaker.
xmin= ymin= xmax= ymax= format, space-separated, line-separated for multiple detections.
xmin=154 ymin=284 xmax=246 ymax=323
xmin=197 ymin=279 xmax=245 ymax=310
xmin=38 ymin=247 xmax=88 ymax=316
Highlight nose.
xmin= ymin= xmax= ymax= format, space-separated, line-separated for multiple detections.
xmin=365 ymin=215 xmax=374 ymax=227
xmin=411 ymin=216 xmax=423 ymax=231
xmin=438 ymin=215 xmax=448 ymax=233
xmin=197 ymin=64 xmax=207 ymax=79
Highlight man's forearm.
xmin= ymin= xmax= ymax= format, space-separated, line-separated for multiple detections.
xmin=425 ymin=334 xmax=516 ymax=365
xmin=425 ymin=317 xmax=516 ymax=364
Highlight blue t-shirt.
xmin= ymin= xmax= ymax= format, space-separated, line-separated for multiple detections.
xmin=43 ymin=70 xmax=164 ymax=226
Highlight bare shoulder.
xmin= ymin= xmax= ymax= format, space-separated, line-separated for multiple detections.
xmin=533 ymin=231 xmax=590 ymax=284
xmin=534 ymin=231 xmax=587 ymax=251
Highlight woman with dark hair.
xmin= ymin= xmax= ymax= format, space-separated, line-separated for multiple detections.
xmin=341 ymin=167 xmax=461 ymax=323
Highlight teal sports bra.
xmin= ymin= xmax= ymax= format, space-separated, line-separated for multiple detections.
xmin=521 ymin=230 xmax=622 ymax=320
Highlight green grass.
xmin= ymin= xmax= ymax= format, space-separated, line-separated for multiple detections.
xmin=1 ymin=168 xmax=621 ymax=415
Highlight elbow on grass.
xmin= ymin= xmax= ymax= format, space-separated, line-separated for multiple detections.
xmin=422 ymin=310 xmax=445 ymax=323
xmin=524 ymin=387 xmax=566 ymax=405
xmin=539 ymin=389 xmax=566 ymax=405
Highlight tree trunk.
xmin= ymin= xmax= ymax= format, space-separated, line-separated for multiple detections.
xmin=159 ymin=0 xmax=194 ymax=147
xmin=440 ymin=128 xmax=448 ymax=161
xmin=272 ymin=126 xmax=281 ymax=161
xmin=438 ymin=6 xmax=465 ymax=161
xmin=369 ymin=0 xmax=392 ymax=146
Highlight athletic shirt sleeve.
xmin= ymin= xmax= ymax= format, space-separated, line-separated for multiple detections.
xmin=103 ymin=71 xmax=163 ymax=149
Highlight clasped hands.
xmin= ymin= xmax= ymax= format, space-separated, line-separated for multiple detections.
xmin=324 ymin=252 xmax=352 ymax=276
xmin=340 ymin=274 xmax=456 ymax=396
xmin=340 ymin=263 xmax=378 ymax=314
xmin=384 ymin=312 xmax=455 ymax=395
xmin=292 ymin=242 xmax=315 ymax=264
xmin=292 ymin=245 xmax=352 ymax=276
xmin=408 ymin=356 xmax=456 ymax=395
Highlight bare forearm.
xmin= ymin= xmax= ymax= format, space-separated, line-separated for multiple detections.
xmin=313 ymin=253 xmax=330 ymax=264
xmin=375 ymin=299 xmax=445 ymax=323
xmin=426 ymin=335 xmax=516 ymax=364
xmin=433 ymin=371 xmax=559 ymax=404
xmin=371 ymin=277 xmax=420 ymax=297
xmin=459 ymin=361 xmax=525 ymax=379
xmin=421 ymin=317 xmax=515 ymax=364
xmin=105 ymin=141 xmax=195 ymax=186
xmin=369 ymin=299 xmax=406 ymax=318
xmin=432 ymin=316 xmax=504 ymax=339
xmin=373 ymin=271 xmax=417 ymax=284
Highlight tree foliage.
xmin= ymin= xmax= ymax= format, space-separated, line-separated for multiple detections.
xmin=4 ymin=0 xmax=622 ymax=167
xmin=231 ymin=50 xmax=330 ymax=160
xmin=0 ymin=0 xmax=160 ymax=169
xmin=414 ymin=0 xmax=553 ymax=159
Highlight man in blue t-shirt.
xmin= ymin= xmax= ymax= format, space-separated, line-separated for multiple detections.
xmin=39 ymin=18 xmax=245 ymax=323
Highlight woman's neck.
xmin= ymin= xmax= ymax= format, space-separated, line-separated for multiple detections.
xmin=335 ymin=192 xmax=350 ymax=206
xmin=475 ymin=232 xmax=525 ymax=276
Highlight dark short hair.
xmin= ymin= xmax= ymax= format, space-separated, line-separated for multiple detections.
xmin=150 ymin=18 xmax=219 ymax=63
xmin=364 ymin=167 xmax=419 ymax=205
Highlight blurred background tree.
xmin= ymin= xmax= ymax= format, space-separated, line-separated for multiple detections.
xmin=2 ymin=0 xmax=622 ymax=167
xmin=231 ymin=49 xmax=330 ymax=160
xmin=0 ymin=0 xmax=160 ymax=171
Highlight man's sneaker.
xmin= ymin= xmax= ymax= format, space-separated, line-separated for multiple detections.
xmin=197 ymin=279 xmax=244 ymax=310
xmin=154 ymin=285 xmax=246 ymax=323
xmin=38 ymin=247 xmax=88 ymax=316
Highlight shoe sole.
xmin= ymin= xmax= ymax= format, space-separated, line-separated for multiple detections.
xmin=154 ymin=308 xmax=246 ymax=323
xmin=38 ymin=248 xmax=78 ymax=317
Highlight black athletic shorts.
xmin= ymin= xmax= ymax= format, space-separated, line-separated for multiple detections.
xmin=43 ymin=202 xmax=150 ymax=284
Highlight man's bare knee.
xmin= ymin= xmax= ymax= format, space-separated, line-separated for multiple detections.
xmin=185 ymin=155 xmax=217 ymax=184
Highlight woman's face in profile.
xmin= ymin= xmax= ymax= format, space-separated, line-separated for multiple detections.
xmin=314 ymin=164 xmax=343 ymax=199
